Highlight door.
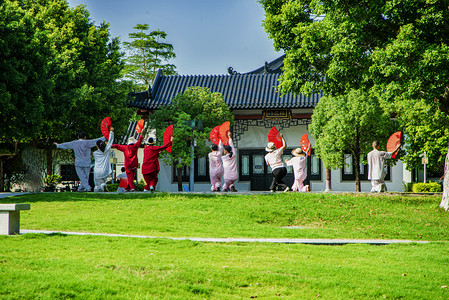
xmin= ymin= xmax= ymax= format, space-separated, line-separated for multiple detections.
xmin=239 ymin=149 xmax=297 ymax=191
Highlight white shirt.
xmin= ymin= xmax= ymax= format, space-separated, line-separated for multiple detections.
xmin=93 ymin=132 xmax=114 ymax=179
xmin=265 ymin=148 xmax=284 ymax=171
xmin=367 ymin=149 xmax=392 ymax=180
xmin=57 ymin=136 xmax=106 ymax=167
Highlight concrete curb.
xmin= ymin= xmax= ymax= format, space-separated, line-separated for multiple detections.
xmin=20 ymin=229 xmax=430 ymax=245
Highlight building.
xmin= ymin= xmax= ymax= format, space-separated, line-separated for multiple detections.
xmin=115 ymin=56 xmax=409 ymax=192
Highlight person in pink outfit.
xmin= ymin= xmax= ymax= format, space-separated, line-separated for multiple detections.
xmin=112 ymin=136 xmax=143 ymax=192
xmin=208 ymin=141 xmax=224 ymax=191
xmin=222 ymin=132 xmax=238 ymax=192
xmin=285 ymin=147 xmax=310 ymax=192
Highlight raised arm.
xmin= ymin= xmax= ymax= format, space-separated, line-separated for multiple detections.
xmin=55 ymin=141 xmax=75 ymax=150
xmin=104 ymin=128 xmax=115 ymax=152
xmin=280 ymin=133 xmax=287 ymax=151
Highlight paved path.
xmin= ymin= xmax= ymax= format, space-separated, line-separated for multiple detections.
xmin=20 ymin=229 xmax=430 ymax=245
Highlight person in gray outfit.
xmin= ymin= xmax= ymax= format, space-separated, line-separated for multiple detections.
xmin=55 ymin=132 xmax=106 ymax=192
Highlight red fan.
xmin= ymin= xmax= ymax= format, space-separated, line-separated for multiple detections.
xmin=268 ymin=126 xmax=283 ymax=149
xmin=100 ymin=117 xmax=112 ymax=140
xmin=136 ymin=119 xmax=145 ymax=134
xmin=387 ymin=131 xmax=402 ymax=159
xmin=219 ymin=121 xmax=231 ymax=146
xmin=210 ymin=126 xmax=220 ymax=145
xmin=300 ymin=134 xmax=311 ymax=156
xmin=163 ymin=125 xmax=173 ymax=153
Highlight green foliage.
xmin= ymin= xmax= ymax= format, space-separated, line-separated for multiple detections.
xmin=43 ymin=174 xmax=62 ymax=186
xmin=260 ymin=0 xmax=449 ymax=175
xmin=310 ymin=89 xmax=394 ymax=190
xmin=0 ymin=0 xmax=133 ymax=187
xmin=123 ymin=24 xmax=176 ymax=90
xmin=147 ymin=87 xmax=233 ymax=169
xmin=412 ymin=182 xmax=442 ymax=193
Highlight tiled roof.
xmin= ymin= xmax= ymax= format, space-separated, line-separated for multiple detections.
xmin=128 ymin=69 xmax=321 ymax=110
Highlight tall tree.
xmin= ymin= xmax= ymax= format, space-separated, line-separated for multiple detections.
xmin=260 ymin=0 xmax=449 ymax=184
xmin=146 ymin=87 xmax=233 ymax=191
xmin=0 ymin=0 xmax=48 ymax=190
xmin=310 ymin=90 xmax=393 ymax=191
xmin=123 ymin=24 xmax=176 ymax=90
xmin=0 ymin=0 xmax=133 ymax=191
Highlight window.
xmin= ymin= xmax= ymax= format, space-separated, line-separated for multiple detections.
xmin=171 ymin=156 xmax=209 ymax=183
xmin=60 ymin=165 xmax=79 ymax=181
xmin=341 ymin=154 xmax=390 ymax=181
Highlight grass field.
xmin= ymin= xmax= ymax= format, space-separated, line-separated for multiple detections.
xmin=1 ymin=192 xmax=449 ymax=299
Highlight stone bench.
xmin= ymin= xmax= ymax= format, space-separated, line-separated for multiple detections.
xmin=0 ymin=204 xmax=31 ymax=235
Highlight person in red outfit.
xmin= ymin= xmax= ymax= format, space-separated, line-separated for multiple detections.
xmin=112 ymin=136 xmax=143 ymax=192
xmin=142 ymin=136 xmax=173 ymax=192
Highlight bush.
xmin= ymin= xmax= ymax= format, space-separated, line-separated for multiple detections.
xmin=106 ymin=179 xmax=145 ymax=192
xmin=412 ymin=182 xmax=442 ymax=193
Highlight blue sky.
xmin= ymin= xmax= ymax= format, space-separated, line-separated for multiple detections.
xmin=67 ymin=0 xmax=282 ymax=75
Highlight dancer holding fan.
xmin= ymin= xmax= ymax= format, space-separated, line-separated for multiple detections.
xmin=209 ymin=124 xmax=224 ymax=192
xmin=55 ymin=130 xmax=106 ymax=192
xmin=265 ymin=128 xmax=290 ymax=192
xmin=285 ymin=145 xmax=310 ymax=192
xmin=222 ymin=132 xmax=238 ymax=192
xmin=209 ymin=140 xmax=224 ymax=192
xmin=142 ymin=126 xmax=173 ymax=192
xmin=112 ymin=130 xmax=143 ymax=192
xmin=367 ymin=139 xmax=401 ymax=192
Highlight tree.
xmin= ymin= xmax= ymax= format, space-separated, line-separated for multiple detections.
xmin=146 ymin=87 xmax=233 ymax=191
xmin=123 ymin=24 xmax=176 ymax=90
xmin=0 ymin=0 xmax=48 ymax=191
xmin=310 ymin=90 xmax=393 ymax=191
xmin=260 ymin=0 xmax=449 ymax=184
xmin=0 ymin=0 xmax=133 ymax=191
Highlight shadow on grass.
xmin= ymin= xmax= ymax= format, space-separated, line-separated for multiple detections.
xmin=0 ymin=191 xmax=244 ymax=203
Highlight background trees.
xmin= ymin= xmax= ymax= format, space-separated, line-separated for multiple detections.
xmin=146 ymin=87 xmax=233 ymax=191
xmin=0 ymin=0 xmax=133 ymax=191
xmin=260 ymin=0 xmax=449 ymax=184
xmin=123 ymin=24 xmax=177 ymax=91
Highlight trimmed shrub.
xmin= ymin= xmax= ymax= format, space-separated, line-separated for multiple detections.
xmin=412 ymin=182 xmax=442 ymax=193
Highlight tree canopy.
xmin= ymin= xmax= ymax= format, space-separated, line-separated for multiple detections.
xmin=123 ymin=24 xmax=177 ymax=90
xmin=260 ymin=0 xmax=449 ymax=173
xmin=0 ymin=0 xmax=133 ymax=190
xmin=146 ymin=87 xmax=233 ymax=190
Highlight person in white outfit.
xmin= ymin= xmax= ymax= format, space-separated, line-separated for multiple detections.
xmin=285 ymin=147 xmax=310 ymax=192
xmin=222 ymin=132 xmax=238 ymax=192
xmin=265 ymin=133 xmax=290 ymax=192
xmin=208 ymin=141 xmax=224 ymax=191
xmin=55 ymin=132 xmax=106 ymax=192
xmin=367 ymin=140 xmax=400 ymax=192
xmin=93 ymin=128 xmax=114 ymax=192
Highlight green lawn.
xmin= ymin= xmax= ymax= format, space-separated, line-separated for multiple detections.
xmin=10 ymin=192 xmax=449 ymax=241
xmin=1 ymin=192 xmax=448 ymax=299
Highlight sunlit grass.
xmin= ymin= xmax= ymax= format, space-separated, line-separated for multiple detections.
xmin=9 ymin=192 xmax=448 ymax=241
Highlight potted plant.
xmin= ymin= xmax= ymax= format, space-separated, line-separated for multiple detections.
xmin=43 ymin=174 xmax=63 ymax=192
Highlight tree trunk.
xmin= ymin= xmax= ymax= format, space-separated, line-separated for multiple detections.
xmin=177 ymin=167 xmax=183 ymax=191
xmin=325 ymin=168 xmax=332 ymax=191
xmin=354 ymin=128 xmax=361 ymax=192
xmin=354 ymin=153 xmax=361 ymax=192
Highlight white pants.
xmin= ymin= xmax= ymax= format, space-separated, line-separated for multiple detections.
xmin=371 ymin=180 xmax=387 ymax=193
xmin=94 ymin=176 xmax=108 ymax=192
xmin=75 ymin=166 xmax=91 ymax=192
